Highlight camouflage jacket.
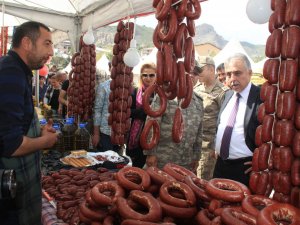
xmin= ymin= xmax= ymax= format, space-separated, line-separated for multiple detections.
xmin=193 ymin=81 xmax=227 ymax=149
xmin=143 ymin=92 xmax=204 ymax=170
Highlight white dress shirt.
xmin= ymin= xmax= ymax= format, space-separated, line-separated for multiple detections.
xmin=215 ymin=82 xmax=253 ymax=159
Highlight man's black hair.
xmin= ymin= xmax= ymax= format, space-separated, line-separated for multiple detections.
xmin=12 ymin=21 xmax=50 ymax=48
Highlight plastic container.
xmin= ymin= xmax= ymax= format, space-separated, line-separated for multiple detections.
xmin=53 ymin=123 xmax=64 ymax=152
xmin=74 ymin=123 xmax=90 ymax=150
xmin=62 ymin=118 xmax=77 ymax=151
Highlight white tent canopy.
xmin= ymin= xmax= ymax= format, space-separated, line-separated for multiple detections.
xmin=96 ymin=54 xmax=110 ymax=74
xmin=252 ymin=57 xmax=267 ymax=74
xmin=132 ymin=48 xmax=157 ymax=75
xmin=0 ymin=0 xmax=154 ymax=52
xmin=213 ymin=38 xmax=255 ymax=69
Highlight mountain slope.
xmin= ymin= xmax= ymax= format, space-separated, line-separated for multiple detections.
xmin=95 ymin=23 xmax=266 ymax=61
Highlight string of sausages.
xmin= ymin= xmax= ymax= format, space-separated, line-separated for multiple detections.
xmin=140 ymin=0 xmax=201 ymax=150
xmin=67 ymin=37 xmax=96 ymax=121
xmin=108 ymin=21 xmax=134 ymax=145
xmin=42 ymin=163 xmax=300 ymax=224
xmin=251 ymin=0 xmax=300 ymax=216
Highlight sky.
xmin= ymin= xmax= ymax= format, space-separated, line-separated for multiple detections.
xmin=136 ymin=0 xmax=270 ymax=45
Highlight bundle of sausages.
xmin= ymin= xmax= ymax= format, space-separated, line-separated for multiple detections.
xmin=251 ymin=0 xmax=300 ymax=208
xmin=42 ymin=167 xmax=115 ymax=224
xmin=67 ymin=37 xmax=96 ymax=121
xmin=108 ymin=21 xmax=134 ymax=145
xmin=43 ymin=163 xmax=300 ymax=224
xmin=140 ymin=0 xmax=201 ymax=149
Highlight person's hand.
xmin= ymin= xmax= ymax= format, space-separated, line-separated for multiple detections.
xmin=42 ymin=119 xmax=56 ymax=134
xmin=146 ymin=155 xmax=157 ymax=167
xmin=41 ymin=123 xmax=58 ymax=149
xmin=92 ymin=134 xmax=100 ymax=148
xmin=244 ymin=161 xmax=252 ymax=174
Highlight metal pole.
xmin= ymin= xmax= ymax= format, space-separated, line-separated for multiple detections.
xmin=35 ymin=70 xmax=40 ymax=107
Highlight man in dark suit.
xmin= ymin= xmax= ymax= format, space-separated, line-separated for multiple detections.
xmin=213 ymin=53 xmax=262 ymax=186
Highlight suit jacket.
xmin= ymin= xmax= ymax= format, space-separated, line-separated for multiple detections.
xmin=217 ymin=83 xmax=262 ymax=152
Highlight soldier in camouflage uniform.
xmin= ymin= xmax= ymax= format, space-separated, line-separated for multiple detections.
xmin=143 ymin=80 xmax=204 ymax=172
xmin=193 ymin=56 xmax=228 ymax=180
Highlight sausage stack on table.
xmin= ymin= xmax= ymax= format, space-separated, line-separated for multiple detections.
xmin=42 ymin=163 xmax=300 ymax=224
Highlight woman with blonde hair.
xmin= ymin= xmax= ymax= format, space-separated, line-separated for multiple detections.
xmin=126 ymin=63 xmax=156 ymax=168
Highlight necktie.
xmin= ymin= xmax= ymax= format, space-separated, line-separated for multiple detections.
xmin=220 ymin=93 xmax=241 ymax=160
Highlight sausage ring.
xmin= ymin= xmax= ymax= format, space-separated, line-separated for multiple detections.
xmin=117 ymin=190 xmax=162 ymax=222
xmin=79 ymin=200 xmax=108 ymax=221
xmin=221 ymin=208 xmax=257 ymax=225
xmin=115 ymin=166 xmax=151 ymax=191
xmin=177 ymin=61 xmax=187 ymax=99
xmin=206 ymin=178 xmax=246 ymax=202
xmin=180 ymin=74 xmax=193 ymax=109
xmin=184 ymin=176 xmax=211 ymax=202
xmin=157 ymin=198 xmax=197 ymax=219
xmin=90 ymin=181 xmax=125 ymax=206
xmin=162 ymin=163 xmax=196 ymax=182
xmin=173 ymin=23 xmax=187 ymax=58
xmin=153 ymin=25 xmax=162 ymax=50
xmin=121 ymin=219 xmax=176 ymax=225
xmin=158 ymin=9 xmax=178 ymax=42
xmin=146 ymin=166 xmax=175 ymax=185
xmin=140 ymin=119 xmax=160 ymax=150
xmin=162 ymin=44 xmax=173 ymax=83
xmin=172 ymin=108 xmax=184 ymax=143
xmin=195 ymin=209 xmax=221 ymax=225
xmin=257 ymin=203 xmax=300 ymax=225
xmin=155 ymin=0 xmax=172 ymax=21
xmin=185 ymin=0 xmax=201 ymax=20
xmin=142 ymin=84 xmax=167 ymax=118
xmin=184 ymin=37 xmax=195 ymax=73
xmin=159 ymin=180 xmax=196 ymax=208
xmin=241 ymin=195 xmax=276 ymax=217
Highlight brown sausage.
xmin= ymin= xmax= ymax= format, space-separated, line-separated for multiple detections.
xmin=140 ymin=119 xmax=160 ymax=151
xmin=172 ymin=108 xmax=184 ymax=143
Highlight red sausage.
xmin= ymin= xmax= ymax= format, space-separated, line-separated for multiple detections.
xmin=117 ymin=190 xmax=162 ymax=222
xmin=115 ymin=166 xmax=151 ymax=191
xmin=146 ymin=166 xmax=175 ymax=185
xmin=172 ymin=108 xmax=184 ymax=143
xmin=159 ymin=180 xmax=196 ymax=208
xmin=140 ymin=119 xmax=160 ymax=150
xmin=142 ymin=84 xmax=167 ymax=118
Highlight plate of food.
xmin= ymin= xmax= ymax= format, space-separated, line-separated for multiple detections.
xmin=60 ymin=150 xmax=98 ymax=167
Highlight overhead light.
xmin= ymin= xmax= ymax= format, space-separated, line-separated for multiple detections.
xmin=83 ymin=26 xmax=95 ymax=45
xmin=246 ymin=0 xmax=272 ymax=24
xmin=124 ymin=39 xmax=140 ymax=67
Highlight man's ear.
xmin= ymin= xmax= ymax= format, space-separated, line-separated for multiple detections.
xmin=248 ymin=69 xmax=253 ymax=77
xmin=21 ymin=36 xmax=32 ymax=51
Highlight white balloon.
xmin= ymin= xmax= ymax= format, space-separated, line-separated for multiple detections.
xmin=124 ymin=48 xmax=140 ymax=67
xmin=83 ymin=26 xmax=95 ymax=45
xmin=246 ymin=0 xmax=273 ymax=24
xmin=123 ymin=39 xmax=140 ymax=67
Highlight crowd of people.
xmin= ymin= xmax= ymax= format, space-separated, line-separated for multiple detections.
xmin=0 ymin=21 xmax=262 ymax=224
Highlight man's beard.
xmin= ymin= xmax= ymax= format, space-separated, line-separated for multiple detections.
xmin=27 ymin=52 xmax=44 ymax=70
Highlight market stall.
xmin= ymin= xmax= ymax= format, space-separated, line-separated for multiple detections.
xmin=40 ymin=0 xmax=300 ymax=223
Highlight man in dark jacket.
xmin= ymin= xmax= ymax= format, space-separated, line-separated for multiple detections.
xmin=213 ymin=53 xmax=262 ymax=186
xmin=0 ymin=21 xmax=57 ymax=225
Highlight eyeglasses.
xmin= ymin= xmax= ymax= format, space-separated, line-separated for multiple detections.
xmin=142 ymin=73 xmax=156 ymax=78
